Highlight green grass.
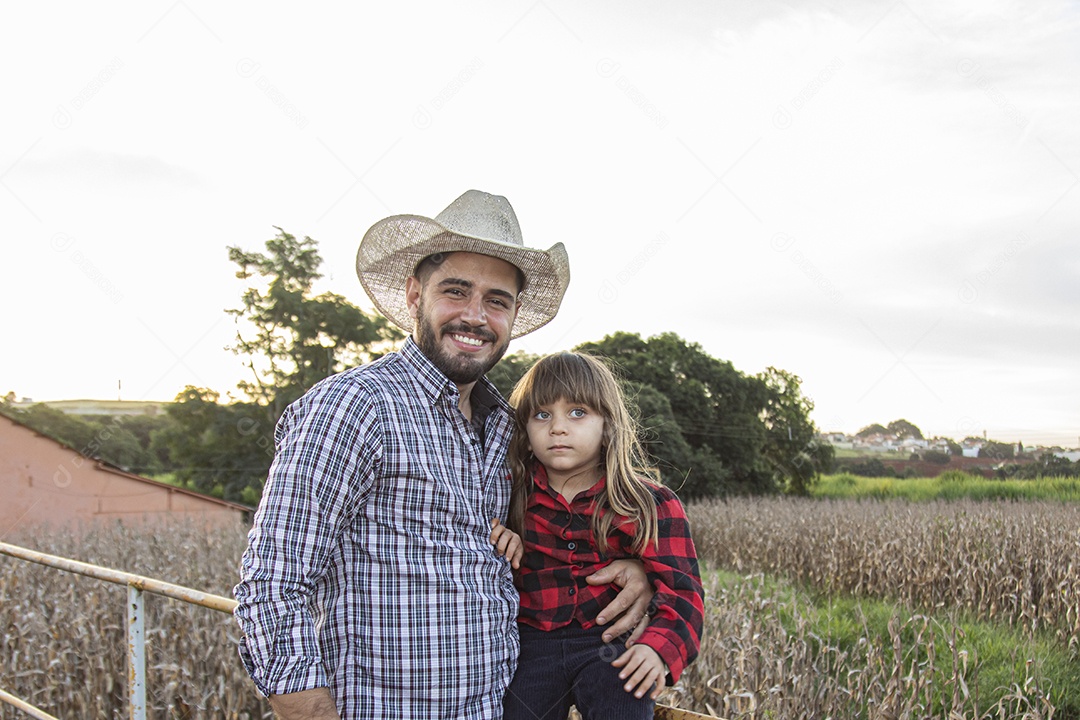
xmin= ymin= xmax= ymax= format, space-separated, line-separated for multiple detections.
xmin=707 ymin=568 xmax=1080 ymax=717
xmin=813 ymin=471 xmax=1080 ymax=502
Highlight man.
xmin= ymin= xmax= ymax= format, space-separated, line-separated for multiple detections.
xmin=234 ymin=190 xmax=653 ymax=719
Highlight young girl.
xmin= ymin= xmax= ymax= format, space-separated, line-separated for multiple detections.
xmin=490 ymin=352 xmax=704 ymax=720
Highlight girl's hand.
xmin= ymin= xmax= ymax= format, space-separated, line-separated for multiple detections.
xmin=489 ymin=518 xmax=523 ymax=569
xmin=610 ymin=644 xmax=667 ymax=700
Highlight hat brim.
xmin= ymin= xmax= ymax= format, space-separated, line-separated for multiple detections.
xmin=356 ymin=214 xmax=570 ymax=339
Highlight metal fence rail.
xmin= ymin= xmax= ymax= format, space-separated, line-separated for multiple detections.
xmin=0 ymin=540 xmax=711 ymax=720
xmin=0 ymin=540 xmax=236 ymax=720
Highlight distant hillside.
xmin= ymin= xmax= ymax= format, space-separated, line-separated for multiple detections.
xmin=8 ymin=399 xmax=168 ymax=416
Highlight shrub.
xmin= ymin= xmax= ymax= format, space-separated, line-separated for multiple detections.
xmin=924 ymin=449 xmax=951 ymax=465
xmin=832 ymin=472 xmax=858 ymax=487
xmin=837 ymin=457 xmax=896 ymax=478
xmin=937 ymin=469 xmax=977 ymax=484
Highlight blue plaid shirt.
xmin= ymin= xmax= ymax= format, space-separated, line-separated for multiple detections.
xmin=234 ymin=337 xmax=519 ymax=718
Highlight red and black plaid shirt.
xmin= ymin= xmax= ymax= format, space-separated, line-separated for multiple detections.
xmin=516 ymin=463 xmax=705 ymax=682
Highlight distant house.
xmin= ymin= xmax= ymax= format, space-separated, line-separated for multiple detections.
xmin=928 ymin=438 xmax=951 ymax=452
xmin=960 ymin=439 xmax=983 ymax=458
xmin=0 ymin=413 xmax=250 ymax=531
xmin=856 ymin=433 xmax=900 ymax=452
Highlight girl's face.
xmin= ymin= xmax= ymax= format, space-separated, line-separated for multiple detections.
xmin=525 ymin=398 xmax=606 ymax=481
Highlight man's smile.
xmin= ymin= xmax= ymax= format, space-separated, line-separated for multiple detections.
xmin=450 ymin=333 xmax=486 ymax=348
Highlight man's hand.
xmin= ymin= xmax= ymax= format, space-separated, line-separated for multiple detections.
xmin=611 ymin=644 xmax=667 ymax=700
xmin=490 ymin=518 xmax=523 ymax=569
xmin=269 ymin=688 xmax=340 ymax=720
xmin=586 ymin=559 xmax=653 ymax=644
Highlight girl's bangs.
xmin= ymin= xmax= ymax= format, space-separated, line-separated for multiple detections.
xmin=517 ymin=354 xmax=612 ymax=416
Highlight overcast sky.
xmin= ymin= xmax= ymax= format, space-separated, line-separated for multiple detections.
xmin=2 ymin=1 xmax=1077 ymax=447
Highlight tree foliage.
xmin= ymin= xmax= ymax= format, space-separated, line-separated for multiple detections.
xmin=757 ymin=367 xmax=834 ymax=495
xmin=574 ymin=332 xmax=828 ymax=497
xmin=836 ymin=457 xmax=897 ymax=478
xmin=1 ymin=404 xmax=166 ymax=474
xmin=150 ymin=386 xmax=274 ymax=504
xmin=148 ymin=235 xmax=829 ymax=503
xmin=149 ymin=230 xmax=403 ymax=503
xmin=923 ymin=449 xmax=951 ymax=465
xmin=628 ymin=382 xmax=730 ymax=498
xmin=857 ymin=423 xmax=888 ymax=437
xmin=226 ymin=228 xmax=402 ymax=415
xmin=998 ymin=455 xmax=1079 ymax=479
xmin=887 ymin=418 xmax=923 ymax=439
xmin=486 ymin=350 xmax=541 ymax=398
xmin=978 ymin=440 xmax=1015 ymax=461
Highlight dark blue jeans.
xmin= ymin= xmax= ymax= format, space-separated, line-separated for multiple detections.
xmin=503 ymin=622 xmax=656 ymax=720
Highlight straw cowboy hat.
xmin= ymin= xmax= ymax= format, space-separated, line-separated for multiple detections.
xmin=356 ymin=190 xmax=570 ymax=338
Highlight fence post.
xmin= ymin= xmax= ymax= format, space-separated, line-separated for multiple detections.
xmin=127 ymin=584 xmax=146 ymax=720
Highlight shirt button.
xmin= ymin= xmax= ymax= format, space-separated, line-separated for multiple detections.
xmin=567 ymin=542 xmax=576 ymax=550
xmin=568 ymin=588 xmax=576 ymax=596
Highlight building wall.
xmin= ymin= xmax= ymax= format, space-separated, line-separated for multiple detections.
xmin=0 ymin=415 xmax=249 ymax=531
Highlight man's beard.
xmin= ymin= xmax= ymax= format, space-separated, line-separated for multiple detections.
xmin=414 ymin=301 xmax=510 ymax=384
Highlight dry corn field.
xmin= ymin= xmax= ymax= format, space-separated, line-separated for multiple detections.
xmin=0 ymin=521 xmax=270 ymax=720
xmin=688 ymin=497 xmax=1080 ymax=649
xmin=0 ymin=499 xmax=1073 ymax=719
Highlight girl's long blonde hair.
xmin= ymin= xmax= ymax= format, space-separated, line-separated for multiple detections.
xmin=507 ymin=352 xmax=659 ymax=555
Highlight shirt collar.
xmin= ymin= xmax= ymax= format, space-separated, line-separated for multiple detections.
xmin=399 ymin=336 xmax=510 ymax=414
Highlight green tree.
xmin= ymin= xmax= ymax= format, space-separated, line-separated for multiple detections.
xmin=837 ymin=457 xmax=896 ymax=478
xmin=152 ymin=230 xmax=402 ymax=504
xmin=82 ymin=416 xmax=152 ymax=471
xmin=979 ymin=440 xmax=1014 ymax=461
xmin=1 ymin=405 xmax=157 ymax=473
xmin=887 ymin=418 xmax=923 ymax=439
xmin=923 ymin=449 xmax=951 ymax=465
xmin=7 ymin=404 xmax=98 ymax=450
xmin=1005 ymin=455 xmax=1079 ymax=479
xmin=227 ymin=228 xmax=402 ymax=416
xmin=757 ymin=367 xmax=834 ymax=495
xmin=488 ymin=346 xmax=737 ymax=498
xmin=115 ymin=413 xmax=174 ymax=472
xmin=628 ymin=382 xmax=731 ymax=498
xmin=857 ymin=423 xmax=888 ymax=438
xmin=487 ymin=350 xmax=541 ymax=398
xmin=150 ymin=387 xmax=275 ymax=501
xmin=577 ymin=332 xmax=776 ymax=495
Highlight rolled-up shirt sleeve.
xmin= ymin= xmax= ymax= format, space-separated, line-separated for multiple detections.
xmin=634 ymin=488 xmax=705 ymax=684
xmin=233 ymin=378 xmax=381 ymax=697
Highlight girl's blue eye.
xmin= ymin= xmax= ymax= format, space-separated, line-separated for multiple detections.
xmin=534 ymin=410 xmax=551 ymax=420
xmin=569 ymin=408 xmax=586 ymax=418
